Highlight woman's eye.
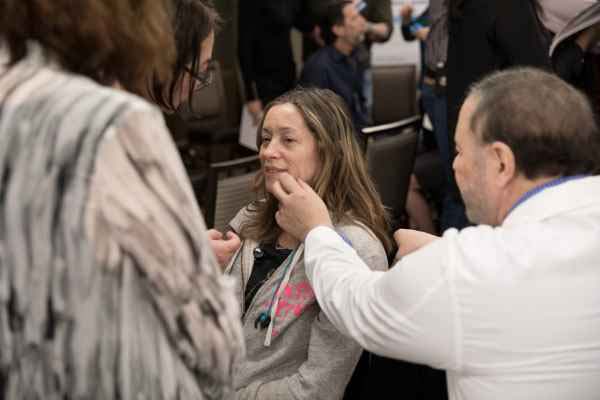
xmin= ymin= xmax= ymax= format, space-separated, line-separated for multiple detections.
xmin=262 ymin=137 xmax=271 ymax=144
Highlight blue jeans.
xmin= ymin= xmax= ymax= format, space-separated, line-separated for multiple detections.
xmin=421 ymin=83 xmax=469 ymax=231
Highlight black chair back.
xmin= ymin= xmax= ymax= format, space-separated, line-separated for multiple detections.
xmin=363 ymin=116 xmax=421 ymax=221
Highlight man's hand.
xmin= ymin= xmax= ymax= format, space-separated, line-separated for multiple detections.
xmin=366 ymin=22 xmax=391 ymax=42
xmin=246 ymin=99 xmax=263 ymax=125
xmin=207 ymin=229 xmax=242 ymax=269
xmin=414 ymin=27 xmax=430 ymax=41
xmin=400 ymin=4 xmax=413 ymax=25
xmin=271 ymin=173 xmax=333 ymax=241
xmin=393 ymin=229 xmax=439 ymax=261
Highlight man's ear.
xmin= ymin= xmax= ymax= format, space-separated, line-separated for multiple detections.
xmin=332 ymin=24 xmax=344 ymax=39
xmin=490 ymin=141 xmax=516 ymax=188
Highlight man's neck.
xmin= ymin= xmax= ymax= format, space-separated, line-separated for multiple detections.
xmin=497 ymin=175 xmax=562 ymax=223
xmin=333 ymin=39 xmax=354 ymax=56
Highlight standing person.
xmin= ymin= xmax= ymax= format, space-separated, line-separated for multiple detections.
xmin=446 ymin=0 xmax=551 ymax=227
xmin=356 ymin=0 xmax=394 ymax=115
xmin=0 ymin=0 xmax=244 ymax=398
xmin=238 ymin=0 xmax=312 ymax=124
xmin=272 ymin=67 xmax=600 ymax=400
xmin=211 ymin=88 xmax=391 ymax=399
xmin=300 ymin=0 xmax=370 ymax=132
xmin=401 ymin=0 xmax=467 ymax=231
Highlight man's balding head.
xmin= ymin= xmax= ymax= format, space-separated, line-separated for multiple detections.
xmin=468 ymin=67 xmax=600 ymax=179
xmin=454 ymin=68 xmax=600 ymax=226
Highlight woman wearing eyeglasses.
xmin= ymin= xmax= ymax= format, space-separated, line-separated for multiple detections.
xmin=146 ymin=0 xmax=219 ymax=112
xmin=211 ymin=87 xmax=391 ymax=399
xmin=0 ymin=0 xmax=243 ymax=398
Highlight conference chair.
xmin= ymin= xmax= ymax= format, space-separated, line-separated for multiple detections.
xmin=201 ymin=155 xmax=260 ymax=231
xmin=363 ymin=115 xmax=421 ymax=227
xmin=371 ymin=64 xmax=418 ymax=125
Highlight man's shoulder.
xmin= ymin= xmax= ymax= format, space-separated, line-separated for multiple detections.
xmin=303 ymin=46 xmax=336 ymax=71
xmin=299 ymin=47 xmax=335 ymax=87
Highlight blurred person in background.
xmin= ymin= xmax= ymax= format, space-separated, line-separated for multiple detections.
xmin=401 ymin=1 xmax=464 ymax=233
xmin=0 ymin=0 xmax=244 ymax=398
xmin=445 ymin=0 xmax=551 ymax=228
xmin=547 ymin=2 xmax=600 ymax=115
xmin=304 ymin=0 xmax=393 ymax=117
xmin=300 ymin=0 xmax=370 ymax=132
xmin=238 ymin=0 xmax=313 ymax=124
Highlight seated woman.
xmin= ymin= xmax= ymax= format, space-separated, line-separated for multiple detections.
xmin=215 ymin=87 xmax=392 ymax=399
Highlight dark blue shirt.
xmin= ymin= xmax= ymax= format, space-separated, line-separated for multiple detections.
xmin=299 ymin=46 xmax=369 ymax=130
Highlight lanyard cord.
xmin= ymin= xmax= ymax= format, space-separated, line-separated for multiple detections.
xmin=507 ymin=175 xmax=589 ymax=216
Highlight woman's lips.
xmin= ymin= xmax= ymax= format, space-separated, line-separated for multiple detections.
xmin=264 ymin=167 xmax=286 ymax=175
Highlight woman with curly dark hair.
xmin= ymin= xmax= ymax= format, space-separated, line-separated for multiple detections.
xmin=0 ymin=0 xmax=243 ymax=398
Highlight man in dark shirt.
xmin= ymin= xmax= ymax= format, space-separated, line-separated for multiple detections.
xmin=300 ymin=0 xmax=369 ymax=131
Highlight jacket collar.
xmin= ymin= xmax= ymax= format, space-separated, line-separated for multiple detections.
xmin=502 ymin=175 xmax=600 ymax=227
xmin=327 ymin=45 xmax=357 ymax=64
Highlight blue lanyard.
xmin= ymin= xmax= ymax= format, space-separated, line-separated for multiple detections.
xmin=507 ymin=175 xmax=589 ymax=216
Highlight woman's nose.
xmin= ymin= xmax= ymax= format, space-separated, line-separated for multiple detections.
xmin=261 ymin=140 xmax=280 ymax=159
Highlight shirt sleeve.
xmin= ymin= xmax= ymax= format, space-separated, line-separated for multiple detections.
xmin=367 ymin=0 xmax=394 ymax=42
xmin=86 ymin=105 xmax=245 ymax=397
xmin=304 ymin=226 xmax=460 ymax=371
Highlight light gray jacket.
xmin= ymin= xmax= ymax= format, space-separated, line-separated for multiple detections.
xmin=225 ymin=208 xmax=388 ymax=400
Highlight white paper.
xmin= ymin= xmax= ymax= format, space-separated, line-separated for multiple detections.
xmin=239 ymin=105 xmax=259 ymax=151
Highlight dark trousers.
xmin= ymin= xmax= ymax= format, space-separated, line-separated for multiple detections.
xmin=344 ymin=352 xmax=448 ymax=400
xmin=421 ymin=83 xmax=469 ymax=230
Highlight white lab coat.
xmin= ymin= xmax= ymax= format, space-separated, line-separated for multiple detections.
xmin=304 ymin=176 xmax=600 ymax=400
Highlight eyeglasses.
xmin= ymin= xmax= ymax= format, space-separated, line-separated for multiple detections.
xmin=185 ymin=61 xmax=215 ymax=91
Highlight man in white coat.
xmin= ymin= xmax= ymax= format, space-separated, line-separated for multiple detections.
xmin=270 ymin=67 xmax=600 ymax=400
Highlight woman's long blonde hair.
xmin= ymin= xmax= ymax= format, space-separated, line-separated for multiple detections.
xmin=240 ymin=87 xmax=393 ymax=253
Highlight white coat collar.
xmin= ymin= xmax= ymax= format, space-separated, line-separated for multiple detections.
xmin=502 ymin=175 xmax=600 ymax=227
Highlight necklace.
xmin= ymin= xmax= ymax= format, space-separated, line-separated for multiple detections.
xmin=244 ymin=269 xmax=276 ymax=306
xmin=243 ymin=244 xmax=293 ymax=312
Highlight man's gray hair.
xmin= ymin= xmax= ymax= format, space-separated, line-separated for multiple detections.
xmin=467 ymin=67 xmax=600 ymax=179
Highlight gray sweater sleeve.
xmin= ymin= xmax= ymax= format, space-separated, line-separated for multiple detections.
xmin=234 ymin=223 xmax=388 ymax=400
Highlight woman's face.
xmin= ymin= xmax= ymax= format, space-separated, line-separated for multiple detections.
xmin=172 ymin=30 xmax=215 ymax=110
xmin=259 ymin=103 xmax=321 ymax=195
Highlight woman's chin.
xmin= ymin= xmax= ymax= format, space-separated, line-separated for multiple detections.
xmin=264 ymin=179 xmax=276 ymax=195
